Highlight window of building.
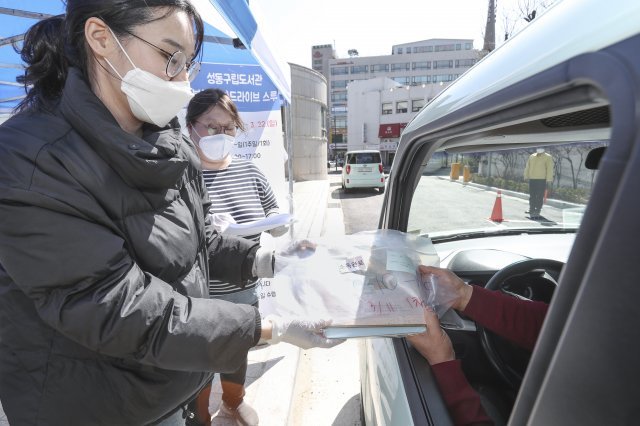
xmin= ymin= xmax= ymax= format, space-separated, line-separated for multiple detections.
xmin=456 ymin=44 xmax=461 ymax=50
xmin=433 ymin=74 xmax=456 ymax=83
xmin=465 ymin=43 xmax=473 ymax=50
xmin=334 ymin=117 xmax=347 ymax=128
xmin=434 ymin=60 xmax=454 ymax=69
xmin=331 ymin=66 xmax=348 ymax=75
xmin=382 ymin=103 xmax=393 ymax=115
xmin=392 ymin=76 xmax=410 ymax=85
xmin=412 ymin=75 xmax=430 ymax=85
xmin=412 ymin=99 xmax=426 ymax=112
xmin=350 ymin=65 xmax=368 ymax=74
xmin=320 ymin=106 xmax=327 ymax=136
xmin=313 ymin=59 xmax=323 ymax=66
xmin=397 ymin=47 xmax=403 ymax=54
xmin=332 ymin=105 xmax=347 ymax=114
xmin=331 ymin=80 xmax=348 ymax=88
xmin=331 ymin=92 xmax=348 ymax=102
xmin=371 ymin=64 xmax=389 ymax=72
xmin=396 ymin=101 xmax=408 ymax=113
xmin=435 ymin=44 xmax=455 ymax=52
xmin=390 ymin=62 xmax=410 ymax=71
xmin=412 ymin=61 xmax=431 ymax=70
xmin=456 ymin=59 xmax=476 ymax=68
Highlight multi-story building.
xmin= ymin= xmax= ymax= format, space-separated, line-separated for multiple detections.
xmin=311 ymin=44 xmax=337 ymax=84
xmin=312 ymin=39 xmax=479 ymax=164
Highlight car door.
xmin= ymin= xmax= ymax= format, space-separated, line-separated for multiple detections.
xmin=374 ymin=16 xmax=639 ymax=426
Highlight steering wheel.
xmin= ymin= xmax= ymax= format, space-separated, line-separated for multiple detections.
xmin=479 ymin=258 xmax=563 ymax=389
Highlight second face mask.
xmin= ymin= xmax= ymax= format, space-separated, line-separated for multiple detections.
xmin=198 ymin=133 xmax=235 ymax=161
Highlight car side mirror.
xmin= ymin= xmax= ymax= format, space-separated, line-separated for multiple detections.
xmin=585 ymin=146 xmax=606 ymax=170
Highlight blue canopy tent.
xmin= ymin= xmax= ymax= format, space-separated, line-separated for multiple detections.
xmin=0 ymin=0 xmax=294 ymax=215
xmin=0 ymin=0 xmax=291 ymax=110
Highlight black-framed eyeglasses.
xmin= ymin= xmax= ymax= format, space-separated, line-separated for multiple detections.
xmin=195 ymin=121 xmax=238 ymax=136
xmin=122 ymin=29 xmax=201 ymax=81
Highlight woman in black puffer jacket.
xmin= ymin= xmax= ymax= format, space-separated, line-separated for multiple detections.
xmin=0 ymin=2 xmax=340 ymax=425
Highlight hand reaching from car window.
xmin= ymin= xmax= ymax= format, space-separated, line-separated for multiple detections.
xmin=418 ymin=265 xmax=474 ymax=312
xmin=406 ymin=308 xmax=454 ymax=365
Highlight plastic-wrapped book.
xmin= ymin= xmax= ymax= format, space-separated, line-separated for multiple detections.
xmin=270 ymin=230 xmax=442 ymax=339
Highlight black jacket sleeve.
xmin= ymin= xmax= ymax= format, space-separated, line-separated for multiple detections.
xmin=0 ymin=188 xmax=260 ymax=373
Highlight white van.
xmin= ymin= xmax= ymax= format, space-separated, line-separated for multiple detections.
xmin=341 ymin=149 xmax=385 ymax=193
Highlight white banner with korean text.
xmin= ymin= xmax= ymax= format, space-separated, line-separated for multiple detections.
xmin=190 ymin=63 xmax=289 ymax=209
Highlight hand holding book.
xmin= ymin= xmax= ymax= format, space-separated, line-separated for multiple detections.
xmin=267 ymin=230 xmax=454 ymax=338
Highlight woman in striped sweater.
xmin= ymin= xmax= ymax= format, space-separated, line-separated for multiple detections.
xmin=185 ymin=89 xmax=286 ymax=426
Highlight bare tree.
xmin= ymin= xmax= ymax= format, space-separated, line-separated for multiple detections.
xmin=496 ymin=150 xmax=521 ymax=180
xmin=502 ymin=9 xmax=518 ymax=41
xmin=499 ymin=0 xmax=556 ymax=43
xmin=556 ymin=143 xmax=598 ymax=189
xmin=546 ymin=146 xmax=563 ymax=189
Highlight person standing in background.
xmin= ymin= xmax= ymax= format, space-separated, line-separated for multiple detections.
xmin=185 ymin=89 xmax=288 ymax=426
xmin=523 ymin=148 xmax=554 ymax=219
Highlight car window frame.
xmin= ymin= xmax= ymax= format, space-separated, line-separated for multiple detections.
xmin=378 ymin=34 xmax=640 ymax=425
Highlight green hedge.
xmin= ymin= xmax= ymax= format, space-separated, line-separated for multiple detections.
xmin=473 ymin=175 xmax=528 ymax=193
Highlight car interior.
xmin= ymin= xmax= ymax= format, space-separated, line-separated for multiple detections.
xmin=367 ymin=30 xmax=640 ymax=426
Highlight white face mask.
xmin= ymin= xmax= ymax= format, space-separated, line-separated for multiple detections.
xmin=194 ymin=130 xmax=235 ymax=161
xmin=105 ymin=29 xmax=194 ymax=127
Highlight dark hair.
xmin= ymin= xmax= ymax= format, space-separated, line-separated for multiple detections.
xmin=15 ymin=0 xmax=204 ymax=113
xmin=185 ymin=89 xmax=246 ymax=132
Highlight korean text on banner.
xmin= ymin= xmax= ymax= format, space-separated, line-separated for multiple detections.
xmin=191 ymin=63 xmax=288 ymax=207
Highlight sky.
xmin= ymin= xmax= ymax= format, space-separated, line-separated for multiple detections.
xmin=250 ymin=0 xmax=536 ymax=68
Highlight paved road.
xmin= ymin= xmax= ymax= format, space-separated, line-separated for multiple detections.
xmin=332 ymin=172 xmax=385 ymax=235
xmin=409 ymin=176 xmax=570 ymax=234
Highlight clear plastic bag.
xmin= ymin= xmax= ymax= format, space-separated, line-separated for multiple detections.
xmin=261 ymin=230 xmax=456 ymax=332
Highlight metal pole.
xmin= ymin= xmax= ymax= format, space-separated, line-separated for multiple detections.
xmin=283 ymin=100 xmax=295 ymax=237
xmin=333 ymin=114 xmax=338 ymax=172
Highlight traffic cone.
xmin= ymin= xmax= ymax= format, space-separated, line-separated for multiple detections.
xmin=489 ymin=190 xmax=503 ymax=222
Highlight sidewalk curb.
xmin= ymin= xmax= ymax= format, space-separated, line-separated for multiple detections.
xmin=287 ymin=176 xmax=358 ymax=425
xmin=208 ymin=179 xmax=333 ymax=426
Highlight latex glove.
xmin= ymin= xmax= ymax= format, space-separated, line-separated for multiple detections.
xmin=277 ymin=239 xmax=316 ymax=257
xmin=211 ymin=212 xmax=236 ymax=233
xmin=273 ymin=239 xmax=317 ymax=273
xmin=265 ymin=315 xmax=344 ymax=349
xmin=253 ymin=246 xmax=275 ymax=279
xmin=417 ymin=265 xmax=472 ymax=313
xmin=268 ymin=224 xmax=289 ymax=237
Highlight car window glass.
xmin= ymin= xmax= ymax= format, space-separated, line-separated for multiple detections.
xmin=407 ymin=141 xmax=608 ymax=238
xmin=354 ymin=153 xmax=381 ymax=163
